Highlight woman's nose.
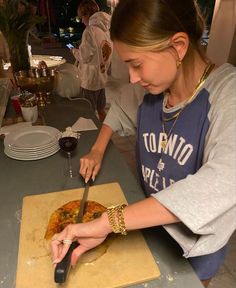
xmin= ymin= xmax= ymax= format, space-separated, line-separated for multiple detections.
xmin=129 ymin=68 xmax=141 ymax=84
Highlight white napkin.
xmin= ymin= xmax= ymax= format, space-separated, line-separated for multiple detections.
xmin=0 ymin=122 xmax=32 ymax=136
xmin=72 ymin=117 xmax=97 ymax=131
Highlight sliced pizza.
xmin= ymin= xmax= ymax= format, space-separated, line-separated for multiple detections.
xmin=45 ymin=200 xmax=107 ymax=240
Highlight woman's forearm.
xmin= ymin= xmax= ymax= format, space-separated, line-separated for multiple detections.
xmin=123 ymin=197 xmax=180 ymax=230
xmin=101 ymin=197 xmax=180 ymax=236
xmin=91 ymin=124 xmax=114 ymax=155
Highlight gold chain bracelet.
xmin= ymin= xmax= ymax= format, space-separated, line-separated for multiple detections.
xmin=107 ymin=204 xmax=127 ymax=235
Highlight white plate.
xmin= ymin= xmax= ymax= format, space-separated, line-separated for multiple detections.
xmin=7 ymin=141 xmax=59 ymax=153
xmin=4 ymin=126 xmax=60 ymax=149
xmin=5 ymin=143 xmax=59 ymax=157
xmin=4 ymin=146 xmax=60 ymax=161
xmin=7 ymin=140 xmax=59 ymax=152
xmin=0 ymin=122 xmax=32 ymax=136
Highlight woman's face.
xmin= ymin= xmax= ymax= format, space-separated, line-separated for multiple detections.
xmin=114 ymin=40 xmax=178 ymax=94
xmin=77 ymin=7 xmax=90 ymax=26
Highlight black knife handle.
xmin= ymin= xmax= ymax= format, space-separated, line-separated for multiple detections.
xmin=54 ymin=241 xmax=79 ymax=283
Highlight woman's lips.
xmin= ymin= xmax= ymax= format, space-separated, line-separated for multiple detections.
xmin=142 ymin=84 xmax=151 ymax=89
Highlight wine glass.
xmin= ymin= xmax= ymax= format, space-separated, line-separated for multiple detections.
xmin=59 ymin=135 xmax=78 ymax=178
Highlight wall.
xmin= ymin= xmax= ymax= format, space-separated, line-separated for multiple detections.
xmin=207 ymin=0 xmax=236 ymax=66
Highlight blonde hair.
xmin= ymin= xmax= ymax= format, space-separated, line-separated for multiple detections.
xmin=78 ymin=0 xmax=99 ymax=18
xmin=110 ymin=0 xmax=205 ymax=55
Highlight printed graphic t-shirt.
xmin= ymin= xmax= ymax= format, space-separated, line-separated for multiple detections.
xmin=137 ymin=89 xmax=210 ymax=196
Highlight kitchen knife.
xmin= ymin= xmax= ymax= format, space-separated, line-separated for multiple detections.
xmin=54 ymin=180 xmax=91 ymax=283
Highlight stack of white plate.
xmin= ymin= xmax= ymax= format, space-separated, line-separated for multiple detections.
xmin=4 ymin=126 xmax=61 ymax=161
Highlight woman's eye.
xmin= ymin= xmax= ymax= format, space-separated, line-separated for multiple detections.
xmin=131 ymin=63 xmax=141 ymax=69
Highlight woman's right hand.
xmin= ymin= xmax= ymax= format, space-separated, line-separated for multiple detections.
xmin=80 ymin=149 xmax=104 ymax=182
xmin=51 ymin=213 xmax=111 ymax=267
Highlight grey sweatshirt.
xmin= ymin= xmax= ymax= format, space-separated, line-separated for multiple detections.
xmin=154 ymin=63 xmax=236 ymax=257
xmin=105 ymin=63 xmax=236 ymax=257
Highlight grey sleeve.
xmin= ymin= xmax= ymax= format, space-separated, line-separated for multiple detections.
xmin=104 ymin=98 xmax=137 ymax=136
xmin=104 ymin=82 xmax=145 ymax=136
xmin=153 ymin=74 xmax=236 ymax=256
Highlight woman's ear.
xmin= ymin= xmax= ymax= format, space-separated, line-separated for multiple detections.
xmin=170 ymin=32 xmax=189 ymax=62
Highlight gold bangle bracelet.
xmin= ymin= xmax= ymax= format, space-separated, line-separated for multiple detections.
xmin=107 ymin=204 xmax=127 ymax=235
xmin=117 ymin=204 xmax=127 ymax=235
xmin=107 ymin=205 xmax=120 ymax=233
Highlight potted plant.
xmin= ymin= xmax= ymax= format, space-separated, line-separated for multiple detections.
xmin=0 ymin=0 xmax=44 ymax=74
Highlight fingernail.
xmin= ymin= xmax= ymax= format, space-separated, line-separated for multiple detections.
xmin=52 ymin=259 xmax=58 ymax=264
xmin=71 ymin=261 xmax=77 ymax=268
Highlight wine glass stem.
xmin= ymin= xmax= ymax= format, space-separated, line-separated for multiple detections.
xmin=67 ymin=152 xmax=73 ymax=178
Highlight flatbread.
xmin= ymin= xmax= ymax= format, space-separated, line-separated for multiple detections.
xmin=45 ymin=200 xmax=107 ymax=240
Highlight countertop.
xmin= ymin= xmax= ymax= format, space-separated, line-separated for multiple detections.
xmin=0 ymin=95 xmax=204 ymax=288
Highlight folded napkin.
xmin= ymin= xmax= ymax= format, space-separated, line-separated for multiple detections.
xmin=72 ymin=117 xmax=97 ymax=131
xmin=0 ymin=122 xmax=32 ymax=136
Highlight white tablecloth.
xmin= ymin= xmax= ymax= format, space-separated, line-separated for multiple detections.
xmin=30 ymin=55 xmax=66 ymax=68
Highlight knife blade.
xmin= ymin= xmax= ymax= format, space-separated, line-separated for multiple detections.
xmin=54 ymin=180 xmax=91 ymax=283
xmin=75 ymin=181 xmax=90 ymax=223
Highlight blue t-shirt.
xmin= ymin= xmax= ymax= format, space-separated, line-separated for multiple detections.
xmin=136 ymin=90 xmax=210 ymax=196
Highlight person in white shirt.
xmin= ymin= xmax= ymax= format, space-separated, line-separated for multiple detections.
xmin=71 ymin=0 xmax=113 ymax=121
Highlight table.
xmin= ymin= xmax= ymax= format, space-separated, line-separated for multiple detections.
xmin=0 ymin=95 xmax=204 ymax=288
xmin=0 ymin=54 xmax=66 ymax=89
xmin=30 ymin=55 xmax=66 ymax=68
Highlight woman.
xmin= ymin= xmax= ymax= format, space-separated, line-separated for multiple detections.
xmin=51 ymin=1 xmax=236 ymax=286
xmin=71 ymin=0 xmax=113 ymax=121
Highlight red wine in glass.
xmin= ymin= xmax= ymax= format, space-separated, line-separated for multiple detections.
xmin=59 ymin=136 xmax=78 ymax=178
xmin=59 ymin=137 xmax=78 ymax=152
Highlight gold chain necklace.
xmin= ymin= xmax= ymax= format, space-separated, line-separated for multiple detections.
xmin=162 ymin=63 xmax=215 ymax=122
xmin=160 ymin=62 xmax=215 ymax=150
xmin=161 ymin=115 xmax=179 ymax=150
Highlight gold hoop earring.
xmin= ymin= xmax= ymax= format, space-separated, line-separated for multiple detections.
xmin=176 ymin=58 xmax=182 ymax=68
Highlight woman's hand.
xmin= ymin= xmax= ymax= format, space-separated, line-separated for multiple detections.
xmin=79 ymin=124 xmax=114 ymax=182
xmin=80 ymin=149 xmax=104 ymax=182
xmin=51 ymin=215 xmax=110 ymax=267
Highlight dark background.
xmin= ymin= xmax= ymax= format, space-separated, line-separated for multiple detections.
xmin=33 ymin=0 xmax=109 ymax=44
xmin=32 ymin=0 xmax=215 ymax=45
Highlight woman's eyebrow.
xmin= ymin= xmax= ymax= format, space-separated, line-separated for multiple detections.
xmin=124 ymin=58 xmax=138 ymax=63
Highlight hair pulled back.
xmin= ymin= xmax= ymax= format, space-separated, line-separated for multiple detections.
xmin=78 ymin=0 xmax=99 ymax=18
xmin=110 ymin=0 xmax=205 ymax=52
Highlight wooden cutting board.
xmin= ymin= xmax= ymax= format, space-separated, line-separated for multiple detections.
xmin=16 ymin=182 xmax=160 ymax=288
